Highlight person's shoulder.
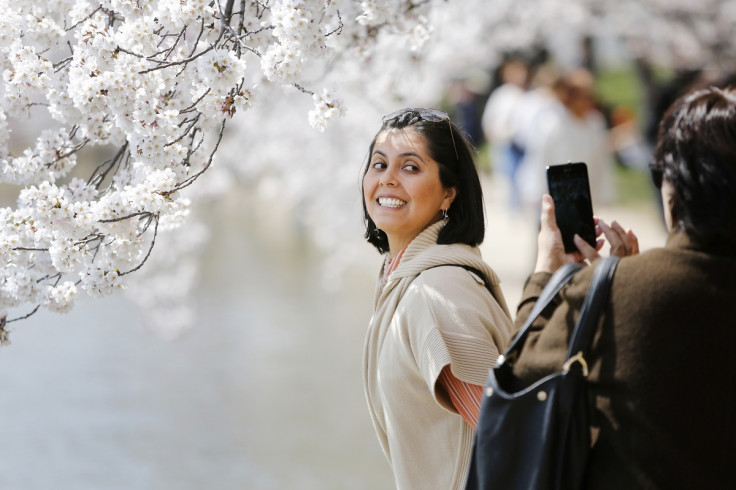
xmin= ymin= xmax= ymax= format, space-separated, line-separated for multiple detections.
xmin=562 ymin=251 xmax=665 ymax=298
xmin=617 ymin=246 xmax=692 ymax=276
xmin=419 ymin=264 xmax=487 ymax=287
xmin=573 ymin=249 xmax=670 ymax=285
xmin=576 ymin=248 xmax=691 ymax=302
xmin=407 ymin=265 xmax=491 ymax=306
xmin=621 ymin=241 xmax=736 ymax=281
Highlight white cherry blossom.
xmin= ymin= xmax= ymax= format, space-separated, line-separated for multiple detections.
xmin=1 ymin=0 xmax=734 ymax=343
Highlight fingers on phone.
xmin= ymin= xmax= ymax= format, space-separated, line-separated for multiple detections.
xmin=610 ymin=220 xmax=627 ymax=237
xmin=540 ymin=195 xmax=559 ymax=231
xmin=602 ymin=220 xmax=639 ymax=257
xmin=574 ymin=233 xmax=600 ymax=261
xmin=627 ymin=229 xmax=640 ymax=255
xmin=607 ymin=221 xmax=627 ymax=256
xmin=571 ymin=251 xmax=588 ymax=265
xmin=586 ymin=217 xmax=640 ymax=258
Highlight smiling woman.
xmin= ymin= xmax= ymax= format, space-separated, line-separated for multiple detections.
xmin=363 ymin=128 xmax=457 ymax=254
xmin=359 ymin=108 xmax=514 ymax=489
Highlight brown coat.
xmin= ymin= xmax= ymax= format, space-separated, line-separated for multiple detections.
xmin=513 ymin=232 xmax=736 ymax=489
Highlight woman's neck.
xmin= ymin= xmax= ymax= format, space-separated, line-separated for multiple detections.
xmin=387 ymin=238 xmax=411 ymax=260
xmin=384 ymin=243 xmax=409 ymax=280
xmin=386 ymin=218 xmax=443 ymax=258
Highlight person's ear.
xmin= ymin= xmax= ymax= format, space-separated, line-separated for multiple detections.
xmin=443 ymin=186 xmax=457 ymax=208
xmin=661 ymin=181 xmax=675 ymax=233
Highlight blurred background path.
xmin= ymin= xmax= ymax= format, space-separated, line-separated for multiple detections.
xmin=0 ymin=172 xmax=666 ymax=490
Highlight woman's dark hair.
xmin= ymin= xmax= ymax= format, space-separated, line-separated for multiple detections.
xmin=652 ymin=86 xmax=736 ymax=254
xmin=361 ymin=108 xmax=485 ymax=254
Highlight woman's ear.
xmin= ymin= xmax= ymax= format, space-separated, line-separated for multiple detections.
xmin=661 ymin=181 xmax=675 ymax=233
xmin=443 ymin=186 xmax=457 ymax=208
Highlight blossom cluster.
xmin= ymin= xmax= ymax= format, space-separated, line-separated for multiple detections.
xmin=1 ymin=0 xmax=418 ymax=334
xmin=308 ymin=87 xmax=346 ymax=132
xmin=4 ymin=0 xmax=730 ymax=340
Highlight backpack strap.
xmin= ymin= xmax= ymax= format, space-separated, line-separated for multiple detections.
xmin=566 ymin=256 xmax=619 ymax=363
xmin=503 ymin=262 xmax=583 ymax=359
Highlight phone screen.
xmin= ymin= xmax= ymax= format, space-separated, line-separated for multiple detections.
xmin=546 ymin=162 xmax=596 ymax=253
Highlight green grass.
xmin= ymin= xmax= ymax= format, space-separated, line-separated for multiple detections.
xmin=595 ymin=66 xmax=665 ymax=206
xmin=615 ymin=164 xmax=658 ymax=206
xmin=595 ymin=67 xmax=645 ymax=121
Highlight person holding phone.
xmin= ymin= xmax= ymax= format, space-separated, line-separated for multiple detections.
xmin=487 ymin=86 xmax=736 ymax=488
xmin=361 ymin=108 xmax=514 ymax=489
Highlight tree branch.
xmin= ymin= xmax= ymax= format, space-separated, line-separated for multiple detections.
xmin=118 ymin=213 xmax=160 ymax=276
xmin=168 ymin=119 xmax=226 ymax=193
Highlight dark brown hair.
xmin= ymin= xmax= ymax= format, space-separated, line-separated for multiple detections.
xmin=653 ymin=86 xmax=736 ymax=254
xmin=361 ymin=109 xmax=485 ymax=254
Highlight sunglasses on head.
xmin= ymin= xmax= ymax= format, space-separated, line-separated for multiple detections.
xmin=649 ymin=161 xmax=664 ymax=188
xmin=382 ymin=108 xmax=459 ymax=160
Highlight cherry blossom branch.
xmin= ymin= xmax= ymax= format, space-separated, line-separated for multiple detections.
xmin=118 ymin=214 xmax=160 ymax=276
xmin=87 ymin=143 xmax=129 ymax=190
xmin=2 ymin=305 xmax=40 ymax=328
xmin=168 ymin=119 xmax=227 ymax=194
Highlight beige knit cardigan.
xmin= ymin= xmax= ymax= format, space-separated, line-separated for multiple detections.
xmin=363 ymin=221 xmax=513 ymax=490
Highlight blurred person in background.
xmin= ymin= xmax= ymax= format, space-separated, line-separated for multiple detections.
xmin=361 ymin=108 xmax=514 ymax=489
xmin=608 ymin=104 xmax=652 ymax=171
xmin=518 ymin=67 xmax=616 ymax=213
xmin=484 ymin=86 xmax=736 ymax=489
xmin=505 ymin=62 xmax=560 ymax=207
xmin=481 ymin=57 xmax=529 ymax=210
xmin=448 ymin=77 xmax=485 ymax=147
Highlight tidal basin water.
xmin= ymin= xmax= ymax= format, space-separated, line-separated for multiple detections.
xmin=0 ymin=194 xmax=394 ymax=490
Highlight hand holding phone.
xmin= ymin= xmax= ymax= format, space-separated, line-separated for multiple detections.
xmin=546 ymin=162 xmax=596 ymax=253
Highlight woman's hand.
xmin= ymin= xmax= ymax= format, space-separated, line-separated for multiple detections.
xmin=534 ymin=195 xmax=589 ymax=274
xmin=534 ymin=195 xmax=640 ymax=274
xmin=574 ymin=217 xmax=639 ymax=261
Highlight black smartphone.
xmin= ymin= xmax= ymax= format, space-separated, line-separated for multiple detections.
xmin=546 ymin=162 xmax=596 ymax=252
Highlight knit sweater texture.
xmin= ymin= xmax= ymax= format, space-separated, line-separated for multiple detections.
xmin=363 ymin=221 xmax=513 ymax=490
